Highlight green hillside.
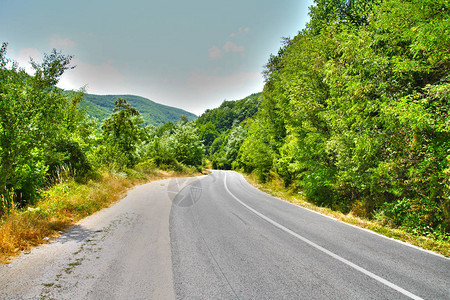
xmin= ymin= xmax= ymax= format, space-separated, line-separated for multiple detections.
xmin=78 ymin=93 xmax=197 ymax=126
xmin=196 ymin=93 xmax=262 ymax=133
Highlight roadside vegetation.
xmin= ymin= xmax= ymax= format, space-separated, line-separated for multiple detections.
xmin=0 ymin=168 xmax=199 ymax=263
xmin=196 ymin=0 xmax=449 ymax=255
xmin=0 ymin=43 xmax=205 ymax=262
xmin=243 ymin=172 xmax=449 ymax=257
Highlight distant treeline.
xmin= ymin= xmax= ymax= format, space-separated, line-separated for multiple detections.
xmin=196 ymin=0 xmax=450 ymax=240
xmin=79 ymin=93 xmax=197 ymax=126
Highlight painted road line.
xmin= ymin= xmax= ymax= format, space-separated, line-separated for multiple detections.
xmin=223 ymin=172 xmax=423 ymax=300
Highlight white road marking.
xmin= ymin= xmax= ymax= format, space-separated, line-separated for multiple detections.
xmin=223 ymin=172 xmax=423 ymax=300
xmin=236 ymin=173 xmax=446 ymax=259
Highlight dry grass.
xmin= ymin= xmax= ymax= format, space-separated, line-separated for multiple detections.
xmin=243 ymin=172 xmax=450 ymax=257
xmin=0 ymin=168 xmax=200 ymax=264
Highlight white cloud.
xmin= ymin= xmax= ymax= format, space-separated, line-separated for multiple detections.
xmin=57 ymin=58 xmax=124 ymax=93
xmin=223 ymin=41 xmax=244 ymax=53
xmin=50 ymin=35 xmax=75 ymax=49
xmin=12 ymin=48 xmax=42 ymax=74
xmin=209 ymin=41 xmax=245 ymax=60
xmin=229 ymin=27 xmax=250 ymax=38
xmin=210 ymin=27 xmax=248 ymax=60
xmin=209 ymin=45 xmax=222 ymax=60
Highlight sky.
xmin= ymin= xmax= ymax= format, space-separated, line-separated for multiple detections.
xmin=0 ymin=0 xmax=314 ymax=115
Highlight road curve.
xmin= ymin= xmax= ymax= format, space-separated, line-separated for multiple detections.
xmin=0 ymin=171 xmax=448 ymax=299
xmin=170 ymin=170 xmax=450 ymax=299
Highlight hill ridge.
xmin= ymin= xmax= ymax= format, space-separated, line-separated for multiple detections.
xmin=78 ymin=93 xmax=197 ymax=126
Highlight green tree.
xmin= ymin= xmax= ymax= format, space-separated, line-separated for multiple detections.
xmin=307 ymin=0 xmax=377 ymax=35
xmin=169 ymin=122 xmax=204 ymax=167
xmin=197 ymin=121 xmax=219 ymax=151
xmin=0 ymin=43 xmax=84 ymax=207
xmin=237 ymin=119 xmax=275 ymax=181
xmin=99 ymin=98 xmax=145 ymax=168
xmin=143 ymin=121 xmax=205 ymax=169
xmin=248 ymin=0 xmax=450 ymax=237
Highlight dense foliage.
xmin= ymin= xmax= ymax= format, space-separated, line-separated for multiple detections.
xmin=0 ymin=45 xmax=89 ymax=207
xmin=195 ymin=93 xmax=262 ymax=168
xmin=193 ymin=0 xmax=449 ymax=241
xmin=0 ymin=43 xmax=204 ymax=213
xmin=235 ymin=0 xmax=450 ymax=239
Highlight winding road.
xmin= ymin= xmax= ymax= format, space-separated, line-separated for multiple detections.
xmin=1 ymin=171 xmax=449 ymax=299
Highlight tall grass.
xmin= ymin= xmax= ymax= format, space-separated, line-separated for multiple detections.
xmin=0 ymin=167 xmax=199 ymax=263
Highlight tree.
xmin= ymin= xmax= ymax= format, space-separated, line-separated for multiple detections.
xmin=197 ymin=121 xmax=219 ymax=151
xmin=169 ymin=122 xmax=204 ymax=167
xmin=142 ymin=120 xmax=205 ymax=169
xmin=100 ymin=98 xmax=145 ymax=168
xmin=0 ymin=43 xmax=83 ymax=207
xmin=245 ymin=0 xmax=450 ymax=237
xmin=209 ymin=126 xmax=246 ymax=170
xmin=236 ymin=119 xmax=275 ymax=181
xmin=307 ymin=0 xmax=377 ymax=35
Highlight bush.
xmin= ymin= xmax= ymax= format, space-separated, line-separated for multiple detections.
xmin=46 ymin=139 xmax=92 ymax=182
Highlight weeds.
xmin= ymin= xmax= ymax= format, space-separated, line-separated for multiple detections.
xmin=0 ymin=167 xmax=199 ymax=263
xmin=243 ymin=172 xmax=450 ymax=257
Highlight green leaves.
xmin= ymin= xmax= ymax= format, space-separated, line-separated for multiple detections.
xmin=0 ymin=43 xmax=87 ymax=207
xmin=236 ymin=119 xmax=274 ymax=180
xmin=143 ymin=120 xmax=204 ymax=169
xmin=237 ymin=0 xmax=450 ymax=238
xmin=30 ymin=49 xmax=74 ymax=89
xmin=0 ymin=43 xmax=205 ymax=212
xmin=100 ymin=98 xmax=145 ymax=168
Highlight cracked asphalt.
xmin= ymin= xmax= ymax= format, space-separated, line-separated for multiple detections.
xmin=0 ymin=179 xmax=180 ymax=299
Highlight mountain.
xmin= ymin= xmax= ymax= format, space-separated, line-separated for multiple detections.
xmin=78 ymin=93 xmax=197 ymax=126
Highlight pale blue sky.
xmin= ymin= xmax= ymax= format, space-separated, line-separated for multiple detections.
xmin=1 ymin=0 xmax=313 ymax=115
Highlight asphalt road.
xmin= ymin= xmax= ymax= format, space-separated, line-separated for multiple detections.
xmin=0 ymin=179 xmax=176 ymax=299
xmin=0 ymin=170 xmax=449 ymax=299
xmin=171 ymin=170 xmax=449 ymax=299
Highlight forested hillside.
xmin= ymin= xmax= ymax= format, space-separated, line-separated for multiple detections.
xmin=196 ymin=93 xmax=262 ymax=169
xmin=198 ymin=0 xmax=449 ymax=241
xmin=79 ymin=93 xmax=197 ymax=126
